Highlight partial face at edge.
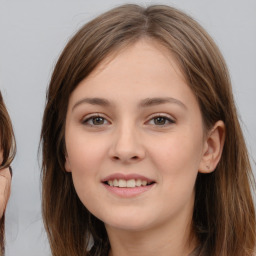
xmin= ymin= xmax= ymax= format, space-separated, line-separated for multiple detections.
xmin=64 ymin=39 xmax=224 ymax=232
xmin=0 ymin=150 xmax=11 ymax=218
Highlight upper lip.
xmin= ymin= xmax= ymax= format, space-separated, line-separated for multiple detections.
xmin=101 ymin=173 xmax=155 ymax=183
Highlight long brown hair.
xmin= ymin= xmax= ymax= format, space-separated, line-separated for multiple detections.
xmin=41 ymin=4 xmax=256 ymax=256
xmin=0 ymin=91 xmax=16 ymax=256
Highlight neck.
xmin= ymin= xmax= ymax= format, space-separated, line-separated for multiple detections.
xmin=106 ymin=216 xmax=198 ymax=256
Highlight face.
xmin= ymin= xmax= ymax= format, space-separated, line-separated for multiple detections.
xmin=0 ymin=151 xmax=11 ymax=218
xmin=65 ymin=39 xmax=209 ymax=233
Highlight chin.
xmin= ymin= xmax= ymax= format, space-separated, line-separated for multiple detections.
xmin=99 ymin=210 xmax=157 ymax=232
xmin=105 ymin=220 xmax=152 ymax=232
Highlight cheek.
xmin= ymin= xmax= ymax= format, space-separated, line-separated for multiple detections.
xmin=151 ymin=134 xmax=203 ymax=173
xmin=145 ymin=134 xmax=201 ymax=216
xmin=65 ymin=131 xmax=109 ymax=203
xmin=66 ymin=130 xmax=108 ymax=173
xmin=147 ymin=130 xmax=203 ymax=200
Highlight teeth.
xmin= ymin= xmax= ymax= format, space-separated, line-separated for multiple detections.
xmin=119 ymin=179 xmax=126 ymax=187
xmin=142 ymin=180 xmax=147 ymax=186
xmin=136 ymin=179 xmax=142 ymax=186
xmin=127 ymin=179 xmax=136 ymax=188
xmin=113 ymin=179 xmax=118 ymax=186
xmin=107 ymin=179 xmax=151 ymax=188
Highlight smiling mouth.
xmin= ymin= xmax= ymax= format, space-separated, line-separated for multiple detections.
xmin=104 ymin=179 xmax=155 ymax=188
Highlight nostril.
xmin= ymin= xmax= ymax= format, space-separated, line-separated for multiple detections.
xmin=112 ymin=155 xmax=139 ymax=161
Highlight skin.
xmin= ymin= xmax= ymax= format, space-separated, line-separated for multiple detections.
xmin=0 ymin=151 xmax=11 ymax=218
xmin=65 ymin=39 xmax=225 ymax=256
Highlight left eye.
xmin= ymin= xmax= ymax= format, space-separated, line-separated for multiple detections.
xmin=82 ymin=116 xmax=108 ymax=126
xmin=148 ymin=116 xmax=174 ymax=126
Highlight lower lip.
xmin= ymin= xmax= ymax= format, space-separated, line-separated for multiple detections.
xmin=102 ymin=183 xmax=155 ymax=198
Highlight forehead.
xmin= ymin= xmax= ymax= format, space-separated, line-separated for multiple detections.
xmin=67 ymin=38 xmax=200 ymax=114
xmin=90 ymin=38 xmax=185 ymax=82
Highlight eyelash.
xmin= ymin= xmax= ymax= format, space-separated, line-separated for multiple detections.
xmin=81 ymin=114 xmax=175 ymax=127
xmin=147 ymin=114 xmax=175 ymax=127
xmin=82 ymin=114 xmax=109 ymax=126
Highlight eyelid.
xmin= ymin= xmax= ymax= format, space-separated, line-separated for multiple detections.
xmin=146 ymin=113 xmax=176 ymax=125
xmin=80 ymin=112 xmax=175 ymax=126
xmin=81 ymin=113 xmax=111 ymax=126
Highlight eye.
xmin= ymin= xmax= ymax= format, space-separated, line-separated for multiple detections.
xmin=147 ymin=115 xmax=175 ymax=126
xmin=82 ymin=115 xmax=109 ymax=126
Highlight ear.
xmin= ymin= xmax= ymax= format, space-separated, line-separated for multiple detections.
xmin=64 ymin=156 xmax=72 ymax=172
xmin=199 ymin=120 xmax=225 ymax=173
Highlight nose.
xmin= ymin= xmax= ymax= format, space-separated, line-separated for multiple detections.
xmin=109 ymin=123 xmax=146 ymax=164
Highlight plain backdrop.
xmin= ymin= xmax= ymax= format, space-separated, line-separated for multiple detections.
xmin=0 ymin=0 xmax=255 ymax=255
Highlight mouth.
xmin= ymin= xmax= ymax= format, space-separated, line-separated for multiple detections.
xmin=104 ymin=179 xmax=155 ymax=188
xmin=101 ymin=174 xmax=156 ymax=196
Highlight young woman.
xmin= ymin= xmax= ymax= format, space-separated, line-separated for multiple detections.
xmin=0 ymin=91 xmax=15 ymax=256
xmin=41 ymin=4 xmax=256 ymax=256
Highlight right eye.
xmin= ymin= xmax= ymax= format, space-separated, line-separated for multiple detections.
xmin=82 ymin=115 xmax=109 ymax=126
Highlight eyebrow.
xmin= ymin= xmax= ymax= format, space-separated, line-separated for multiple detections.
xmin=139 ymin=97 xmax=187 ymax=109
xmin=72 ymin=98 xmax=111 ymax=111
xmin=72 ymin=97 xmax=187 ymax=111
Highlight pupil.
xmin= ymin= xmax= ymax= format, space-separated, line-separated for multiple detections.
xmin=155 ymin=117 xmax=165 ymax=125
xmin=93 ymin=117 xmax=104 ymax=125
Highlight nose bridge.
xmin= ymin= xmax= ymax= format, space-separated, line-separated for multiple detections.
xmin=110 ymin=118 xmax=145 ymax=162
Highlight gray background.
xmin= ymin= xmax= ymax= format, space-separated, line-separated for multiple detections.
xmin=0 ymin=0 xmax=255 ymax=255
